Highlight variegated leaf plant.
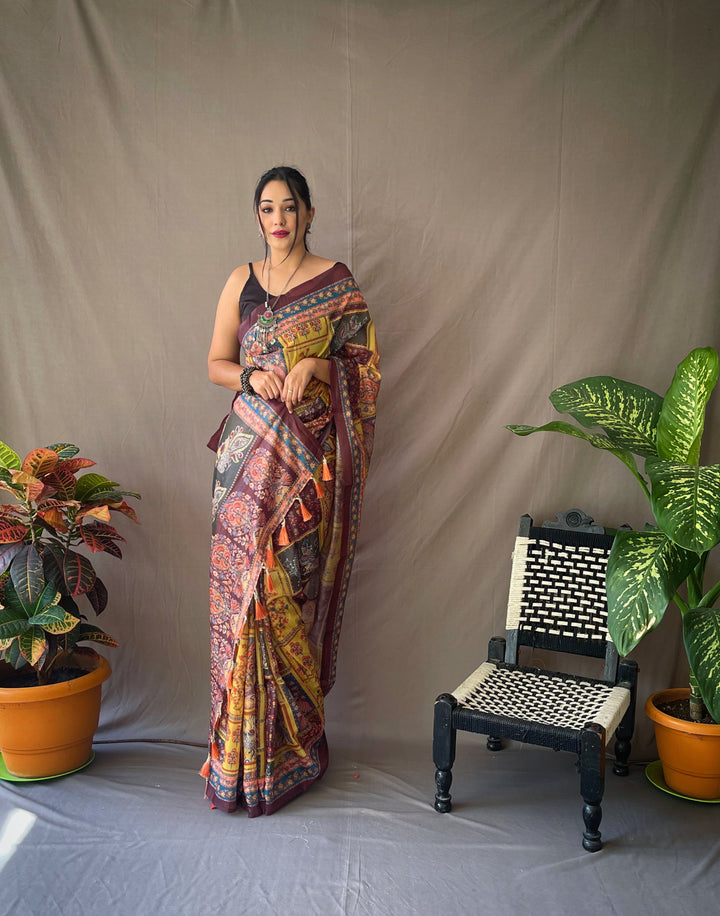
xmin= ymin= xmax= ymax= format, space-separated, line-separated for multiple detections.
xmin=507 ymin=347 xmax=720 ymax=724
xmin=0 ymin=442 xmax=140 ymax=685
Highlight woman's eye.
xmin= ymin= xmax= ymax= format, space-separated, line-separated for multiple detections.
xmin=285 ymin=206 xmax=296 ymax=212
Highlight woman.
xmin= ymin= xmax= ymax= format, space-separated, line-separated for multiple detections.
xmin=203 ymin=166 xmax=380 ymax=816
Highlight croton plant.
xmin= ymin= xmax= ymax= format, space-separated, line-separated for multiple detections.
xmin=0 ymin=441 xmax=140 ymax=685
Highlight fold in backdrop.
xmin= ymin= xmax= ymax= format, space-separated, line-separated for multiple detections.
xmin=2 ymin=0 xmax=720 ymax=761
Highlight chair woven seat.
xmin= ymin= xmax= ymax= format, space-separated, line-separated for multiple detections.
xmin=432 ymin=511 xmax=639 ymax=852
xmin=453 ymin=662 xmax=631 ymax=747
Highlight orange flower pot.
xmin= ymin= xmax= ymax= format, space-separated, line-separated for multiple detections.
xmin=645 ymin=688 xmax=720 ymax=800
xmin=0 ymin=654 xmax=111 ymax=779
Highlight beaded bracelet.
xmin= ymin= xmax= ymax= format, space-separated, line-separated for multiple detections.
xmin=240 ymin=367 xmax=255 ymax=395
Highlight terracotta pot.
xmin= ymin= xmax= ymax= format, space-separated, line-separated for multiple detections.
xmin=0 ymin=653 xmax=111 ymax=778
xmin=645 ymin=687 xmax=720 ymax=800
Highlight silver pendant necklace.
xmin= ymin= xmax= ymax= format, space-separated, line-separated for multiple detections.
xmin=255 ymin=250 xmax=307 ymax=351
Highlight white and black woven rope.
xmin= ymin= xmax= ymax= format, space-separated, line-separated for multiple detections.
xmin=507 ymin=535 xmax=611 ymax=642
xmin=453 ymin=663 xmax=629 ymax=734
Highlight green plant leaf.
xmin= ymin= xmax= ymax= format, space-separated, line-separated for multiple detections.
xmin=657 ymin=347 xmax=719 ymax=465
xmin=0 ymin=608 xmax=31 ymax=640
xmin=9 ymin=544 xmax=45 ymax=606
xmin=18 ymin=626 xmax=48 ymax=667
xmin=88 ymin=489 xmax=141 ymax=504
xmin=47 ymin=443 xmax=80 ymax=459
xmin=29 ymin=606 xmax=78 ymax=635
xmin=67 ymin=622 xmax=119 ymax=649
xmin=684 ymin=606 xmax=720 ymax=723
xmin=506 ymin=422 xmax=649 ymax=492
xmin=2 ymin=575 xmax=62 ymax=621
xmin=549 ymin=377 xmax=662 ymax=457
xmin=74 ymin=473 xmax=118 ymax=503
xmin=607 ymin=529 xmax=699 ymax=656
xmin=0 ymin=441 xmax=21 ymax=471
xmin=647 ymin=458 xmax=720 ymax=553
xmin=4 ymin=638 xmax=27 ymax=669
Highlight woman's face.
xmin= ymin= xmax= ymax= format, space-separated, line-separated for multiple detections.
xmin=257 ymin=180 xmax=314 ymax=258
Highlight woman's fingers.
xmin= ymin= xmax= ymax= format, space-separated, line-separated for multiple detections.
xmin=282 ymin=360 xmax=314 ymax=408
xmin=282 ymin=376 xmax=307 ymax=409
xmin=250 ymin=370 xmax=282 ymax=400
xmin=251 ymin=363 xmax=314 ymax=406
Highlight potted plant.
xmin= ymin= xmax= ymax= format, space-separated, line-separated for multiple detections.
xmin=507 ymin=346 xmax=720 ymax=799
xmin=0 ymin=440 xmax=140 ymax=778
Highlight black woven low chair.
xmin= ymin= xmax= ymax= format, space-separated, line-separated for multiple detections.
xmin=433 ymin=510 xmax=638 ymax=852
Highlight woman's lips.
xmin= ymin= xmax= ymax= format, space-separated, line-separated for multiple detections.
xmin=272 ymin=231 xmax=289 ymax=238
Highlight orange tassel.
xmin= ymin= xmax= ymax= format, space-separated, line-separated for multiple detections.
xmin=226 ymin=667 xmax=233 ymax=688
xmin=265 ymin=567 xmax=275 ymax=594
xmin=199 ymin=757 xmax=211 ymax=778
xmin=278 ymin=518 xmax=289 ymax=546
xmin=256 ymin=596 xmax=267 ymax=620
xmin=211 ymin=741 xmax=220 ymax=760
xmin=299 ymin=498 xmax=312 ymax=522
xmin=322 ymin=456 xmax=332 ymax=480
xmin=314 ymin=477 xmax=325 ymax=498
xmin=265 ymin=546 xmax=276 ymax=569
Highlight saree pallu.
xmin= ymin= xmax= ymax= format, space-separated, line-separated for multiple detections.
xmin=203 ymin=264 xmax=380 ymax=816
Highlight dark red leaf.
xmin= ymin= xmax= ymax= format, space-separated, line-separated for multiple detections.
xmin=0 ymin=522 xmax=26 ymax=544
xmin=83 ymin=521 xmax=124 ymax=540
xmin=0 ymin=542 xmax=23 ymax=576
xmin=42 ymin=466 xmax=77 ymax=501
xmin=108 ymin=500 xmax=140 ymax=524
xmin=85 ymin=577 xmax=108 ymax=615
xmin=58 ymin=457 xmax=96 ymax=473
xmin=62 ymin=550 xmax=96 ymax=597
xmin=79 ymin=524 xmax=124 ymax=557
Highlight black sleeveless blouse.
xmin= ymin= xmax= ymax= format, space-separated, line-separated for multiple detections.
xmin=239 ymin=263 xmax=266 ymax=322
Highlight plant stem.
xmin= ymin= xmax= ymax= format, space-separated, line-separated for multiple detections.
xmin=699 ymin=580 xmax=720 ymax=609
xmin=688 ymin=670 xmax=707 ymax=722
xmin=672 ymin=592 xmax=689 ymax=615
xmin=687 ymin=554 xmax=708 ymax=607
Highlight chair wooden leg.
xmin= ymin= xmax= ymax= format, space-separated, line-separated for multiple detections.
xmin=433 ymin=693 xmax=457 ymax=813
xmin=612 ymin=733 xmax=632 ymax=777
xmin=613 ymin=659 xmax=638 ymax=777
xmin=580 ymin=724 xmax=605 ymax=852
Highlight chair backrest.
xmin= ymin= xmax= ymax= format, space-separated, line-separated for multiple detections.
xmin=504 ymin=514 xmax=619 ymax=680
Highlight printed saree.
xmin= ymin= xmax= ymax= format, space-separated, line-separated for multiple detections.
xmin=202 ymin=263 xmax=380 ymax=816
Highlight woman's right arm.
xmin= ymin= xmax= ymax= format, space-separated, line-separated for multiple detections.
xmin=207 ymin=267 xmax=282 ymax=398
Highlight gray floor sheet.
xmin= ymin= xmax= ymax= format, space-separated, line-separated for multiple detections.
xmin=0 ymin=737 xmax=717 ymax=915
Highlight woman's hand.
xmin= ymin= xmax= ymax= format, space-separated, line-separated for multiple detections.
xmin=281 ymin=358 xmax=330 ymax=410
xmin=249 ymin=369 xmax=283 ymax=400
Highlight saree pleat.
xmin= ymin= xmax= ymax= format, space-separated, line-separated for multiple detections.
xmin=204 ymin=264 xmax=379 ymax=815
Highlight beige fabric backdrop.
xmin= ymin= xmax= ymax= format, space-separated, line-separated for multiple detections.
xmin=2 ymin=0 xmax=720 ymax=759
